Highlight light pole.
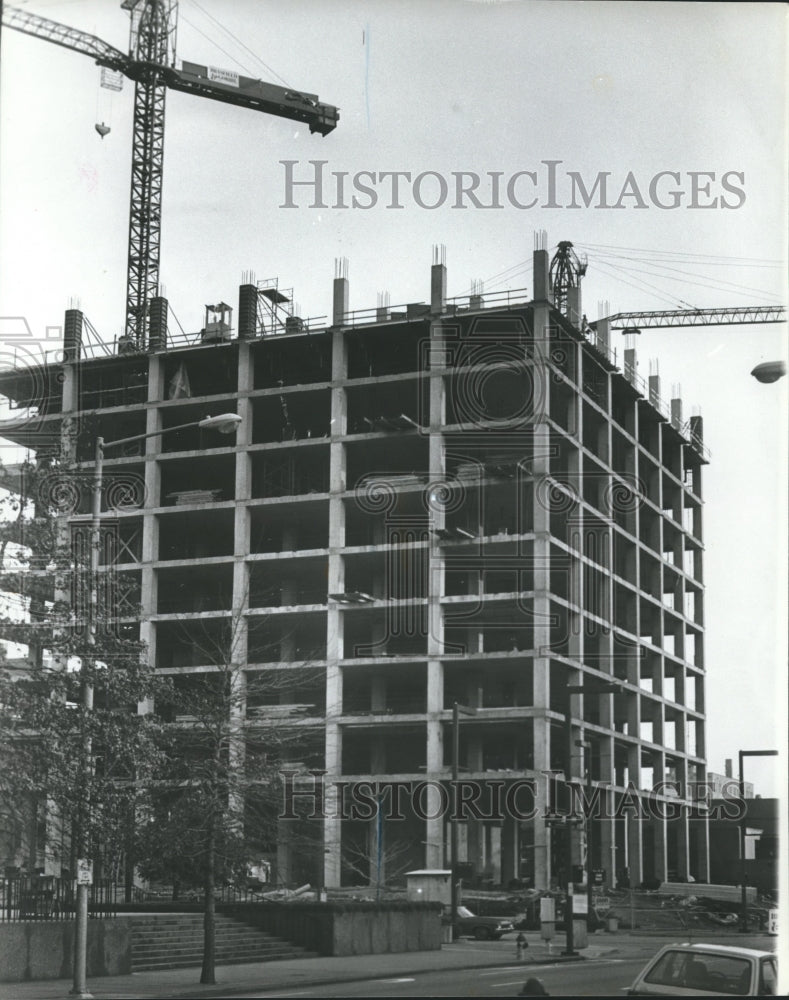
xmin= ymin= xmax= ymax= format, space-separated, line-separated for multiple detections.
xmin=738 ymin=749 xmax=778 ymax=933
xmin=562 ymin=681 xmax=619 ymax=956
xmin=575 ymin=738 xmax=595 ymax=924
xmin=450 ymin=701 xmax=476 ymax=942
xmin=70 ymin=413 xmax=241 ymax=999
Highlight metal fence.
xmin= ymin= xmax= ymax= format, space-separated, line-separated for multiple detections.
xmin=0 ymin=875 xmax=117 ymax=922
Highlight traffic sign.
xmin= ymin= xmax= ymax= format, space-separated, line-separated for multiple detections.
xmin=76 ymin=859 xmax=93 ymax=886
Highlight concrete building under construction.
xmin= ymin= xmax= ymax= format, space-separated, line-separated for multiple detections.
xmin=0 ymin=237 xmax=710 ymax=891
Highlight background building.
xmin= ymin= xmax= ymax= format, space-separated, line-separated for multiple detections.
xmin=0 ymin=237 xmax=710 ymax=891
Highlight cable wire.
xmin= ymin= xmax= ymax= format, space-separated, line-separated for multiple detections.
xmin=185 ymin=0 xmax=292 ymax=87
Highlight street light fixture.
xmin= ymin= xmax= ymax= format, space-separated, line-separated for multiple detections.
xmin=561 ymin=681 xmax=620 ymax=956
xmin=71 ymin=413 xmax=242 ymax=999
xmin=750 ymin=361 xmax=786 ymax=384
xmin=575 ymin=738 xmax=596 ymax=925
xmin=738 ymin=749 xmax=778 ymax=933
xmin=450 ymin=701 xmax=476 ymax=942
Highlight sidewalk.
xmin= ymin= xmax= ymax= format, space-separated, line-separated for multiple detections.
xmin=0 ymin=932 xmax=657 ymax=1000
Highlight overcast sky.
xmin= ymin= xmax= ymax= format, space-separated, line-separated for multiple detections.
xmin=0 ymin=0 xmax=786 ymax=798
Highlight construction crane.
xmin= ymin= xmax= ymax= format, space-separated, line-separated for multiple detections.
xmin=591 ymin=305 xmax=786 ymax=333
xmin=549 ymin=240 xmax=587 ymax=318
xmin=546 ymin=245 xmax=786 ymax=333
xmin=2 ymin=2 xmax=339 ymax=349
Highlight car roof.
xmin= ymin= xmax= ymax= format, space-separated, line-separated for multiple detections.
xmin=658 ymin=943 xmax=774 ymax=959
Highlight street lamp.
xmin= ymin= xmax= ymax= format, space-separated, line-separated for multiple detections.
xmin=561 ymin=681 xmax=619 ymax=956
xmin=575 ymin=738 xmax=596 ymax=925
xmin=71 ymin=412 xmax=242 ymax=999
xmin=750 ymin=361 xmax=786 ymax=384
xmin=450 ymin=701 xmax=476 ymax=942
xmin=738 ymin=749 xmax=778 ymax=933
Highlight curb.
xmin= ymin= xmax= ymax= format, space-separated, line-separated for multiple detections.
xmin=152 ymin=951 xmax=621 ymax=1000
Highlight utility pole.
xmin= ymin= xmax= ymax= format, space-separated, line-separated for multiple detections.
xmin=562 ymin=682 xmax=619 ymax=956
xmin=450 ymin=702 xmax=475 ymax=941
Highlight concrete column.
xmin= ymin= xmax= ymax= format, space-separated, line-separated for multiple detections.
xmin=233 ymin=341 xmax=252 ymax=659
xmin=139 ymin=371 xmax=162 ymax=688
xmin=671 ymin=799 xmax=690 ymax=881
xmin=598 ymin=786 xmax=616 ymax=891
xmin=333 ymin=272 xmax=349 ymax=328
xmin=648 ymin=374 xmax=661 ymax=410
xmin=626 ymin=798 xmax=644 ymax=885
xmin=422 ymin=317 xmax=447 ymax=868
xmin=501 ymin=817 xmax=518 ymax=885
xmin=324 ymin=325 xmax=348 ymax=889
xmin=596 ymin=317 xmax=611 ymax=358
xmin=531 ymin=394 xmax=554 ymax=890
xmin=646 ymin=814 xmax=667 ymax=884
xmin=467 ymin=818 xmax=484 ymax=876
xmin=425 ymin=659 xmax=444 ymax=869
xmin=63 ymin=308 xmax=83 ymax=363
xmin=323 ymin=700 xmax=342 ymax=888
xmin=533 ymin=248 xmax=552 ymax=304
xmin=488 ymin=825 xmax=502 ymax=884
xmin=431 ymin=260 xmax=447 ymax=314
xmin=532 ymin=718 xmax=552 ymax=889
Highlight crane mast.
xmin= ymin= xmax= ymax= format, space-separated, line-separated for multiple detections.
xmin=2 ymin=1 xmax=339 ymax=349
xmin=124 ymin=0 xmax=177 ymax=347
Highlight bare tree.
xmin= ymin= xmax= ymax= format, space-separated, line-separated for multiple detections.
xmin=135 ymin=601 xmax=324 ymax=985
xmin=0 ymin=457 xmax=164 ymax=884
xmin=341 ymin=832 xmax=416 ymax=899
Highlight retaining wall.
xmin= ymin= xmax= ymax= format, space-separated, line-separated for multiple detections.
xmin=224 ymin=901 xmax=442 ymax=956
xmin=0 ymin=919 xmax=131 ymax=983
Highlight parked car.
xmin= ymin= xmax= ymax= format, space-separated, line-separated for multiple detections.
xmin=455 ymin=905 xmax=515 ymax=940
xmin=625 ymin=942 xmax=778 ymax=995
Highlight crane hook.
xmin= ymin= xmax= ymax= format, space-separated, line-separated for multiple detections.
xmin=95 ymin=122 xmax=111 ymax=139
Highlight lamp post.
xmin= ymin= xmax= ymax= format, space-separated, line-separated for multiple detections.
xmin=562 ymin=681 xmax=619 ymax=957
xmin=450 ymin=701 xmax=476 ymax=942
xmin=70 ymin=413 xmax=241 ymax=999
xmin=738 ymin=749 xmax=778 ymax=933
xmin=575 ymin=738 xmax=596 ymax=925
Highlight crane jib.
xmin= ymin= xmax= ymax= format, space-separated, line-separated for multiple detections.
xmin=1 ymin=1 xmax=340 ymax=346
xmin=174 ymin=60 xmax=339 ymax=134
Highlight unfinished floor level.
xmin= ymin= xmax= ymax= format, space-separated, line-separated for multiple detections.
xmin=0 ymin=240 xmax=710 ymax=892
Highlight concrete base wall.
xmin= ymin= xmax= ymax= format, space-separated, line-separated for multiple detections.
xmin=0 ymin=920 xmax=131 ymax=983
xmin=225 ymin=902 xmax=442 ymax=957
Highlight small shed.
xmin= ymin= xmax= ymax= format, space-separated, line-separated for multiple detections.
xmin=405 ymin=869 xmax=452 ymax=906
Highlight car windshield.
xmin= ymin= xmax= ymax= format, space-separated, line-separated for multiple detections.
xmin=644 ymin=950 xmax=752 ymax=995
xmin=457 ymin=906 xmax=474 ymax=918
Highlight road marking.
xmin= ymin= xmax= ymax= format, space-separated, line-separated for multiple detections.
xmin=252 ymin=993 xmax=312 ymax=998
xmin=479 ymin=966 xmax=536 ymax=974
xmin=481 ymin=958 xmax=627 ymax=976
xmin=377 ymin=978 xmax=416 ymax=983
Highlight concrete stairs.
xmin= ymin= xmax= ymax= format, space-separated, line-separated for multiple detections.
xmin=131 ymin=913 xmax=316 ymax=972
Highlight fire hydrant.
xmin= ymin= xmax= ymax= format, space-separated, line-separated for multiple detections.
xmin=516 ymin=932 xmax=528 ymax=960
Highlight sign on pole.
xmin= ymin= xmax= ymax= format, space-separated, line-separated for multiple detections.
xmin=76 ymin=859 xmax=93 ymax=886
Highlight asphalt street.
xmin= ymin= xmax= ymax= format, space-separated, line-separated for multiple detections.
xmin=232 ymin=957 xmax=646 ymax=997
